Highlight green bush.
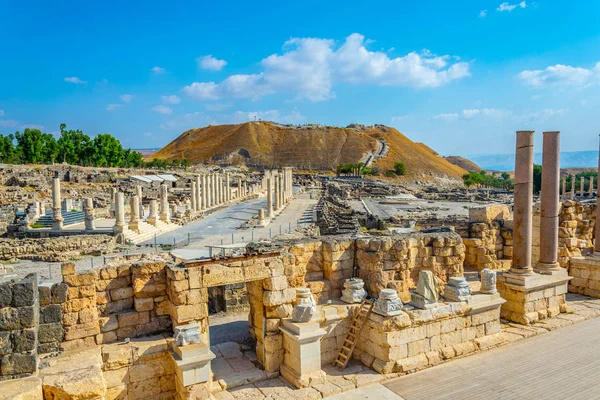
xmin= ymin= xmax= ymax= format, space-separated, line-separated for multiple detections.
xmin=394 ymin=162 xmax=406 ymax=176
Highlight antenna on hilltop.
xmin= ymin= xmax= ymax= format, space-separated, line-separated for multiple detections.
xmin=254 ymin=115 xmax=257 ymax=122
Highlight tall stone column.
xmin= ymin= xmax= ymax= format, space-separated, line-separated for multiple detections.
xmin=201 ymin=175 xmax=207 ymax=209
xmin=581 ymin=176 xmax=585 ymax=195
xmin=136 ymin=185 xmax=144 ymax=218
xmin=114 ymin=192 xmax=125 ymax=234
xmin=237 ymin=178 xmax=243 ymax=199
xmin=590 ymin=176 xmax=595 ymax=196
xmin=129 ymin=195 xmax=140 ymax=232
xmin=110 ymin=187 xmax=117 ymax=218
xmin=159 ymin=184 xmax=170 ymax=223
xmin=510 ymin=130 xmax=535 ymax=276
xmin=571 ymin=177 xmax=575 ymax=199
xmin=595 ymin=135 xmax=600 ymax=252
xmin=274 ymin=173 xmax=280 ymax=211
xmin=211 ymin=174 xmax=216 ymax=206
xmin=536 ymin=131 xmax=561 ymax=273
xmin=244 ymin=182 xmax=248 ymax=197
xmin=191 ymin=183 xmax=197 ymax=212
xmin=51 ymin=177 xmax=63 ymax=230
xmin=148 ymin=200 xmax=158 ymax=226
xmin=562 ymin=176 xmax=566 ymax=199
xmin=267 ymin=176 xmax=274 ymax=218
xmin=84 ymin=198 xmax=95 ymax=231
xmin=226 ymin=173 xmax=231 ymax=202
xmin=196 ymin=176 xmax=201 ymax=210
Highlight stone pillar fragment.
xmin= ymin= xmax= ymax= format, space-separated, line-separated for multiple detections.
xmin=274 ymin=173 xmax=280 ymax=211
xmin=129 ymin=195 xmax=140 ymax=232
xmin=226 ymin=173 xmax=231 ymax=202
xmin=536 ymin=131 xmax=561 ymax=273
xmin=590 ymin=176 xmax=594 ymax=196
xmin=571 ymin=177 xmax=575 ymax=199
xmin=84 ymin=198 xmax=95 ymax=231
xmin=52 ymin=177 xmax=63 ymax=230
xmin=510 ymin=130 xmax=535 ymax=276
xmin=562 ymin=176 xmax=566 ymax=199
xmin=114 ymin=192 xmax=125 ymax=234
xmin=196 ymin=176 xmax=201 ymax=210
xmin=201 ymin=175 xmax=207 ymax=210
xmin=136 ymin=185 xmax=144 ymax=218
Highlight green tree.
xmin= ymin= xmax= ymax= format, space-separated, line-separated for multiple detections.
xmin=42 ymin=133 xmax=59 ymax=164
xmin=0 ymin=134 xmax=18 ymax=163
xmin=533 ymin=164 xmax=542 ymax=193
xmin=15 ymin=128 xmax=46 ymax=163
xmin=501 ymin=172 xmax=510 ymax=180
xmin=394 ymin=162 xmax=406 ymax=176
xmin=181 ymin=158 xmax=190 ymax=170
xmin=91 ymin=133 xmax=124 ymax=167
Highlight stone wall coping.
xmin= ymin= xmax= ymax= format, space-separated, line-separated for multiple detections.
xmin=280 ymin=319 xmax=327 ymax=343
xmin=468 ymin=294 xmax=506 ymax=314
xmin=571 ymin=255 xmax=600 ymax=268
xmin=499 ymin=273 xmax=572 ymax=293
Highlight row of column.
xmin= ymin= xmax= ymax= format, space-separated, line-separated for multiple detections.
xmin=188 ymin=173 xmax=259 ymax=213
xmin=561 ymin=175 xmax=595 ymax=198
xmin=114 ymin=183 xmax=171 ymax=234
xmin=265 ymin=167 xmax=294 ymax=219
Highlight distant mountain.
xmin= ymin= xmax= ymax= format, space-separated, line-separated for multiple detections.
xmin=467 ymin=151 xmax=599 ymax=171
xmin=444 ymin=156 xmax=482 ymax=173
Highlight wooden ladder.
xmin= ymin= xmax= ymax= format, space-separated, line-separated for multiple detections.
xmin=333 ymin=298 xmax=374 ymax=369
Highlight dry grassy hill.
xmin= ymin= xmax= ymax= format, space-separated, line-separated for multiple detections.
xmin=444 ymin=156 xmax=482 ymax=173
xmin=150 ymin=122 xmax=466 ymax=180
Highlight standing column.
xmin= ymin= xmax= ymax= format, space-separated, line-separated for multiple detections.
xmin=51 ymin=176 xmax=63 ymax=230
xmin=581 ymin=176 xmax=585 ymax=196
xmin=226 ymin=173 xmax=231 ymax=202
xmin=238 ymin=178 xmax=243 ymax=199
xmin=595 ymin=135 xmax=600 ymax=253
xmin=211 ymin=174 xmax=216 ymax=206
xmin=274 ymin=173 xmax=280 ymax=211
xmin=191 ymin=183 xmax=197 ymax=212
xmin=129 ymin=195 xmax=140 ymax=232
xmin=590 ymin=176 xmax=594 ymax=196
xmin=196 ymin=176 xmax=202 ymax=210
xmin=136 ymin=185 xmax=144 ymax=218
xmin=84 ymin=198 xmax=95 ymax=231
xmin=148 ymin=200 xmax=158 ymax=226
xmin=536 ymin=131 xmax=562 ymax=273
xmin=201 ymin=175 xmax=207 ymax=209
xmin=114 ymin=192 xmax=125 ymax=234
xmin=510 ymin=131 xmax=535 ymax=276
xmin=561 ymin=176 xmax=566 ymax=199
xmin=159 ymin=184 xmax=170 ymax=223
xmin=244 ymin=182 xmax=248 ymax=197
xmin=267 ymin=175 xmax=274 ymax=218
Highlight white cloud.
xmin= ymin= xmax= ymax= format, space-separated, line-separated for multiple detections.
xmin=106 ymin=104 xmax=121 ymax=111
xmin=64 ymin=76 xmax=87 ymax=84
xmin=516 ymin=108 xmax=568 ymax=122
xmin=161 ymin=95 xmax=181 ymax=104
xmin=479 ymin=9 xmax=488 ymax=17
xmin=198 ymin=55 xmax=227 ymax=71
xmin=152 ymin=105 xmax=173 ymax=115
xmin=497 ymin=1 xmax=526 ymax=12
xmin=517 ymin=63 xmax=600 ymax=88
xmin=391 ymin=115 xmax=409 ymax=123
xmin=0 ymin=110 xmax=3 ymax=117
xmin=462 ymin=108 xmax=510 ymax=118
xmin=0 ymin=120 xmax=19 ymax=128
xmin=182 ymin=33 xmax=470 ymax=102
xmin=151 ymin=66 xmax=166 ymax=74
xmin=120 ymin=94 xmax=135 ymax=103
xmin=432 ymin=113 xmax=459 ymax=121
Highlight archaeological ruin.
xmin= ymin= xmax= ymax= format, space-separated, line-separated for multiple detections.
xmin=0 ymin=130 xmax=599 ymax=400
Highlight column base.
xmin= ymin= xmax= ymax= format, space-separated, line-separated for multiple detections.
xmin=533 ymin=262 xmax=566 ymax=276
xmin=113 ymin=225 xmax=125 ymax=234
xmin=497 ymin=271 xmax=571 ymax=325
xmin=279 ymin=319 xmax=326 ymax=388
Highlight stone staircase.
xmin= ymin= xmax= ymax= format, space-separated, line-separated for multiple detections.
xmin=122 ymin=220 xmax=180 ymax=244
xmin=35 ymin=210 xmax=86 ymax=227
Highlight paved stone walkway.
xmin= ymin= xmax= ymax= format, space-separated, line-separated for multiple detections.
xmin=384 ymin=296 xmax=600 ymax=400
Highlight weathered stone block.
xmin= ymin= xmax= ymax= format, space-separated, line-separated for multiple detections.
xmin=41 ymin=304 xmax=62 ymax=324
xmin=51 ymin=283 xmax=68 ymax=304
xmin=12 ymin=328 xmax=37 ymax=352
xmin=12 ymin=278 xmax=36 ymax=307
xmin=0 ymin=284 xmax=12 ymax=308
xmin=38 ymin=323 xmax=64 ymax=344
xmin=118 ymin=311 xmax=149 ymax=328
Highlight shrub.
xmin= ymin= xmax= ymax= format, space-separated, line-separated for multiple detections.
xmin=394 ymin=162 xmax=406 ymax=176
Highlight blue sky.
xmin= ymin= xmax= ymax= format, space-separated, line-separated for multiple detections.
xmin=2 ymin=0 xmax=600 ymax=156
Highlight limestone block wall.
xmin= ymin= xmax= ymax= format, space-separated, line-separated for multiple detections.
xmin=0 ymin=235 xmax=116 ymax=262
xmin=101 ymin=336 xmax=175 ymax=400
xmin=532 ymin=201 xmax=595 ymax=268
xmin=355 ymin=233 xmax=465 ymax=302
xmin=37 ymin=282 xmax=67 ymax=354
xmin=568 ymin=257 xmax=600 ymax=297
xmin=61 ymin=256 xmax=174 ymax=351
xmin=354 ymin=299 xmax=504 ymax=375
xmin=0 ymin=274 xmax=39 ymax=379
xmin=498 ymin=281 xmax=568 ymax=324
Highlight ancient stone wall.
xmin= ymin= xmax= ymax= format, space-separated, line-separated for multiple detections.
xmin=37 ymin=282 xmax=66 ymax=354
xmin=0 ymin=275 xmax=39 ymax=379
xmin=459 ymin=205 xmax=512 ymax=271
xmin=355 ymin=300 xmax=504 ymax=375
xmin=0 ymin=235 xmax=116 ymax=262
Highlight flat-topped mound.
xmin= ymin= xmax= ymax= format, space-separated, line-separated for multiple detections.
xmin=150 ymin=122 xmax=466 ymax=180
xmin=444 ymin=156 xmax=482 ymax=173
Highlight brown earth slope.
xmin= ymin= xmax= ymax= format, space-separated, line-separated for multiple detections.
xmin=150 ymin=122 xmax=466 ymax=180
xmin=444 ymin=156 xmax=482 ymax=173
